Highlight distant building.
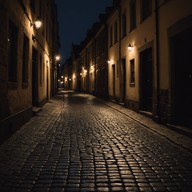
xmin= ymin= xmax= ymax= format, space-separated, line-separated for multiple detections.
xmin=62 ymin=58 xmax=72 ymax=90
xmin=0 ymin=0 xmax=60 ymax=143
xmin=71 ymin=44 xmax=81 ymax=92
xmin=68 ymin=0 xmax=192 ymax=128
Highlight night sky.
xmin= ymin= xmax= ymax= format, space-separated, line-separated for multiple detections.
xmin=55 ymin=0 xmax=113 ymax=63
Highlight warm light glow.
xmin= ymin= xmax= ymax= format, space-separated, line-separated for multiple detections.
xmin=128 ymin=44 xmax=133 ymax=52
xmin=90 ymin=65 xmax=94 ymax=73
xmin=84 ymin=70 xmax=87 ymax=76
xmin=34 ymin=19 xmax=42 ymax=29
xmin=73 ymin=73 xmax=76 ymax=79
xmin=61 ymin=76 xmax=63 ymax=78
xmin=82 ymin=67 xmax=87 ymax=77
xmin=108 ymin=60 xmax=111 ymax=64
xmin=65 ymin=77 xmax=68 ymax=82
xmin=55 ymin=55 xmax=61 ymax=61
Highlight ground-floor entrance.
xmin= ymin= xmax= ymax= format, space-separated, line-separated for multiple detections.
xmin=139 ymin=47 xmax=153 ymax=112
xmin=120 ymin=58 xmax=126 ymax=103
xmin=170 ymin=27 xmax=192 ymax=127
xmin=32 ymin=47 xmax=38 ymax=106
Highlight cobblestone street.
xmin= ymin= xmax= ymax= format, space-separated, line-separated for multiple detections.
xmin=0 ymin=91 xmax=192 ymax=192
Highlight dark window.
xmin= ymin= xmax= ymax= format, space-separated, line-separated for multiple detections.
xmin=130 ymin=0 xmax=136 ymax=31
xmin=46 ymin=15 xmax=48 ymax=41
xmin=114 ymin=21 xmax=118 ymax=43
xmin=122 ymin=12 xmax=127 ymax=37
xmin=30 ymin=0 xmax=35 ymax=13
xmin=22 ymin=34 xmax=29 ymax=84
xmin=141 ymin=0 xmax=152 ymax=21
xmin=43 ymin=62 xmax=45 ymax=85
xmin=110 ymin=26 xmax=113 ymax=46
xmin=8 ymin=20 xmax=18 ymax=82
xmin=42 ymin=7 xmax=45 ymax=36
xmin=40 ymin=55 xmax=42 ymax=85
xmin=130 ymin=59 xmax=135 ymax=85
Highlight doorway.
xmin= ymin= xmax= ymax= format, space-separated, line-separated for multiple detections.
xmin=112 ymin=64 xmax=116 ymax=98
xmin=140 ymin=47 xmax=153 ymax=112
xmin=170 ymin=27 xmax=192 ymax=127
xmin=46 ymin=61 xmax=49 ymax=100
xmin=32 ymin=47 xmax=38 ymax=106
xmin=120 ymin=58 xmax=126 ymax=103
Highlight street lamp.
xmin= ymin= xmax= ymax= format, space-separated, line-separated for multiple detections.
xmin=128 ymin=44 xmax=133 ymax=52
xmin=55 ymin=55 xmax=61 ymax=61
xmin=31 ymin=17 xmax=42 ymax=29
xmin=34 ymin=18 xmax=42 ymax=29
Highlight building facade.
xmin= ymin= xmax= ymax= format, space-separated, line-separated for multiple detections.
xmin=63 ymin=0 xmax=192 ymax=128
xmin=76 ymin=14 xmax=109 ymax=98
xmin=0 ymin=0 xmax=60 ymax=143
xmin=107 ymin=0 xmax=192 ymax=128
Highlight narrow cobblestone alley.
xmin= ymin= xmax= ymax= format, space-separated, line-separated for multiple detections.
xmin=0 ymin=91 xmax=192 ymax=192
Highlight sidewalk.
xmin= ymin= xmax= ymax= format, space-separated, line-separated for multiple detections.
xmin=99 ymin=99 xmax=192 ymax=153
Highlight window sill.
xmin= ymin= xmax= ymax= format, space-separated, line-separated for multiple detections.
xmin=129 ymin=83 xmax=135 ymax=87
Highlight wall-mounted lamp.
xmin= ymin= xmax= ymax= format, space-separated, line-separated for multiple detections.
xmin=34 ymin=18 xmax=42 ymax=29
xmin=55 ymin=55 xmax=61 ymax=61
xmin=31 ymin=17 xmax=42 ymax=29
xmin=107 ymin=60 xmax=111 ymax=64
xmin=128 ymin=44 xmax=133 ymax=52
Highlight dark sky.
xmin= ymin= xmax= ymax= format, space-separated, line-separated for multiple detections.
xmin=55 ymin=0 xmax=113 ymax=63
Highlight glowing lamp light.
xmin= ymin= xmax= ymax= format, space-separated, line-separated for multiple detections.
xmin=128 ymin=44 xmax=133 ymax=52
xmin=55 ymin=55 xmax=61 ymax=61
xmin=34 ymin=18 xmax=42 ymax=29
xmin=84 ymin=70 xmax=87 ymax=76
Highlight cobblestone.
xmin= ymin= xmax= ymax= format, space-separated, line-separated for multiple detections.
xmin=0 ymin=91 xmax=192 ymax=191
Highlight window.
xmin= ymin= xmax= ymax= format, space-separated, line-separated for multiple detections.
xmin=130 ymin=0 xmax=136 ymax=31
xmin=141 ymin=0 xmax=152 ymax=21
xmin=43 ymin=62 xmax=45 ymax=84
xmin=114 ymin=21 xmax=118 ymax=43
xmin=22 ymin=34 xmax=29 ymax=84
xmin=8 ymin=20 xmax=18 ymax=82
xmin=130 ymin=59 xmax=135 ymax=85
xmin=40 ymin=55 xmax=42 ymax=85
xmin=110 ymin=26 xmax=113 ymax=46
xmin=122 ymin=11 xmax=127 ymax=37
xmin=39 ymin=1 xmax=43 ymax=19
xmin=30 ymin=0 xmax=35 ymax=13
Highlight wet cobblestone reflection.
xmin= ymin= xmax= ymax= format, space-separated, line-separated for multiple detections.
xmin=0 ymin=92 xmax=192 ymax=191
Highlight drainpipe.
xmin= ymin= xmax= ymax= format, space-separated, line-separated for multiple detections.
xmin=118 ymin=4 xmax=122 ymax=102
xmin=155 ymin=0 xmax=161 ymax=122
